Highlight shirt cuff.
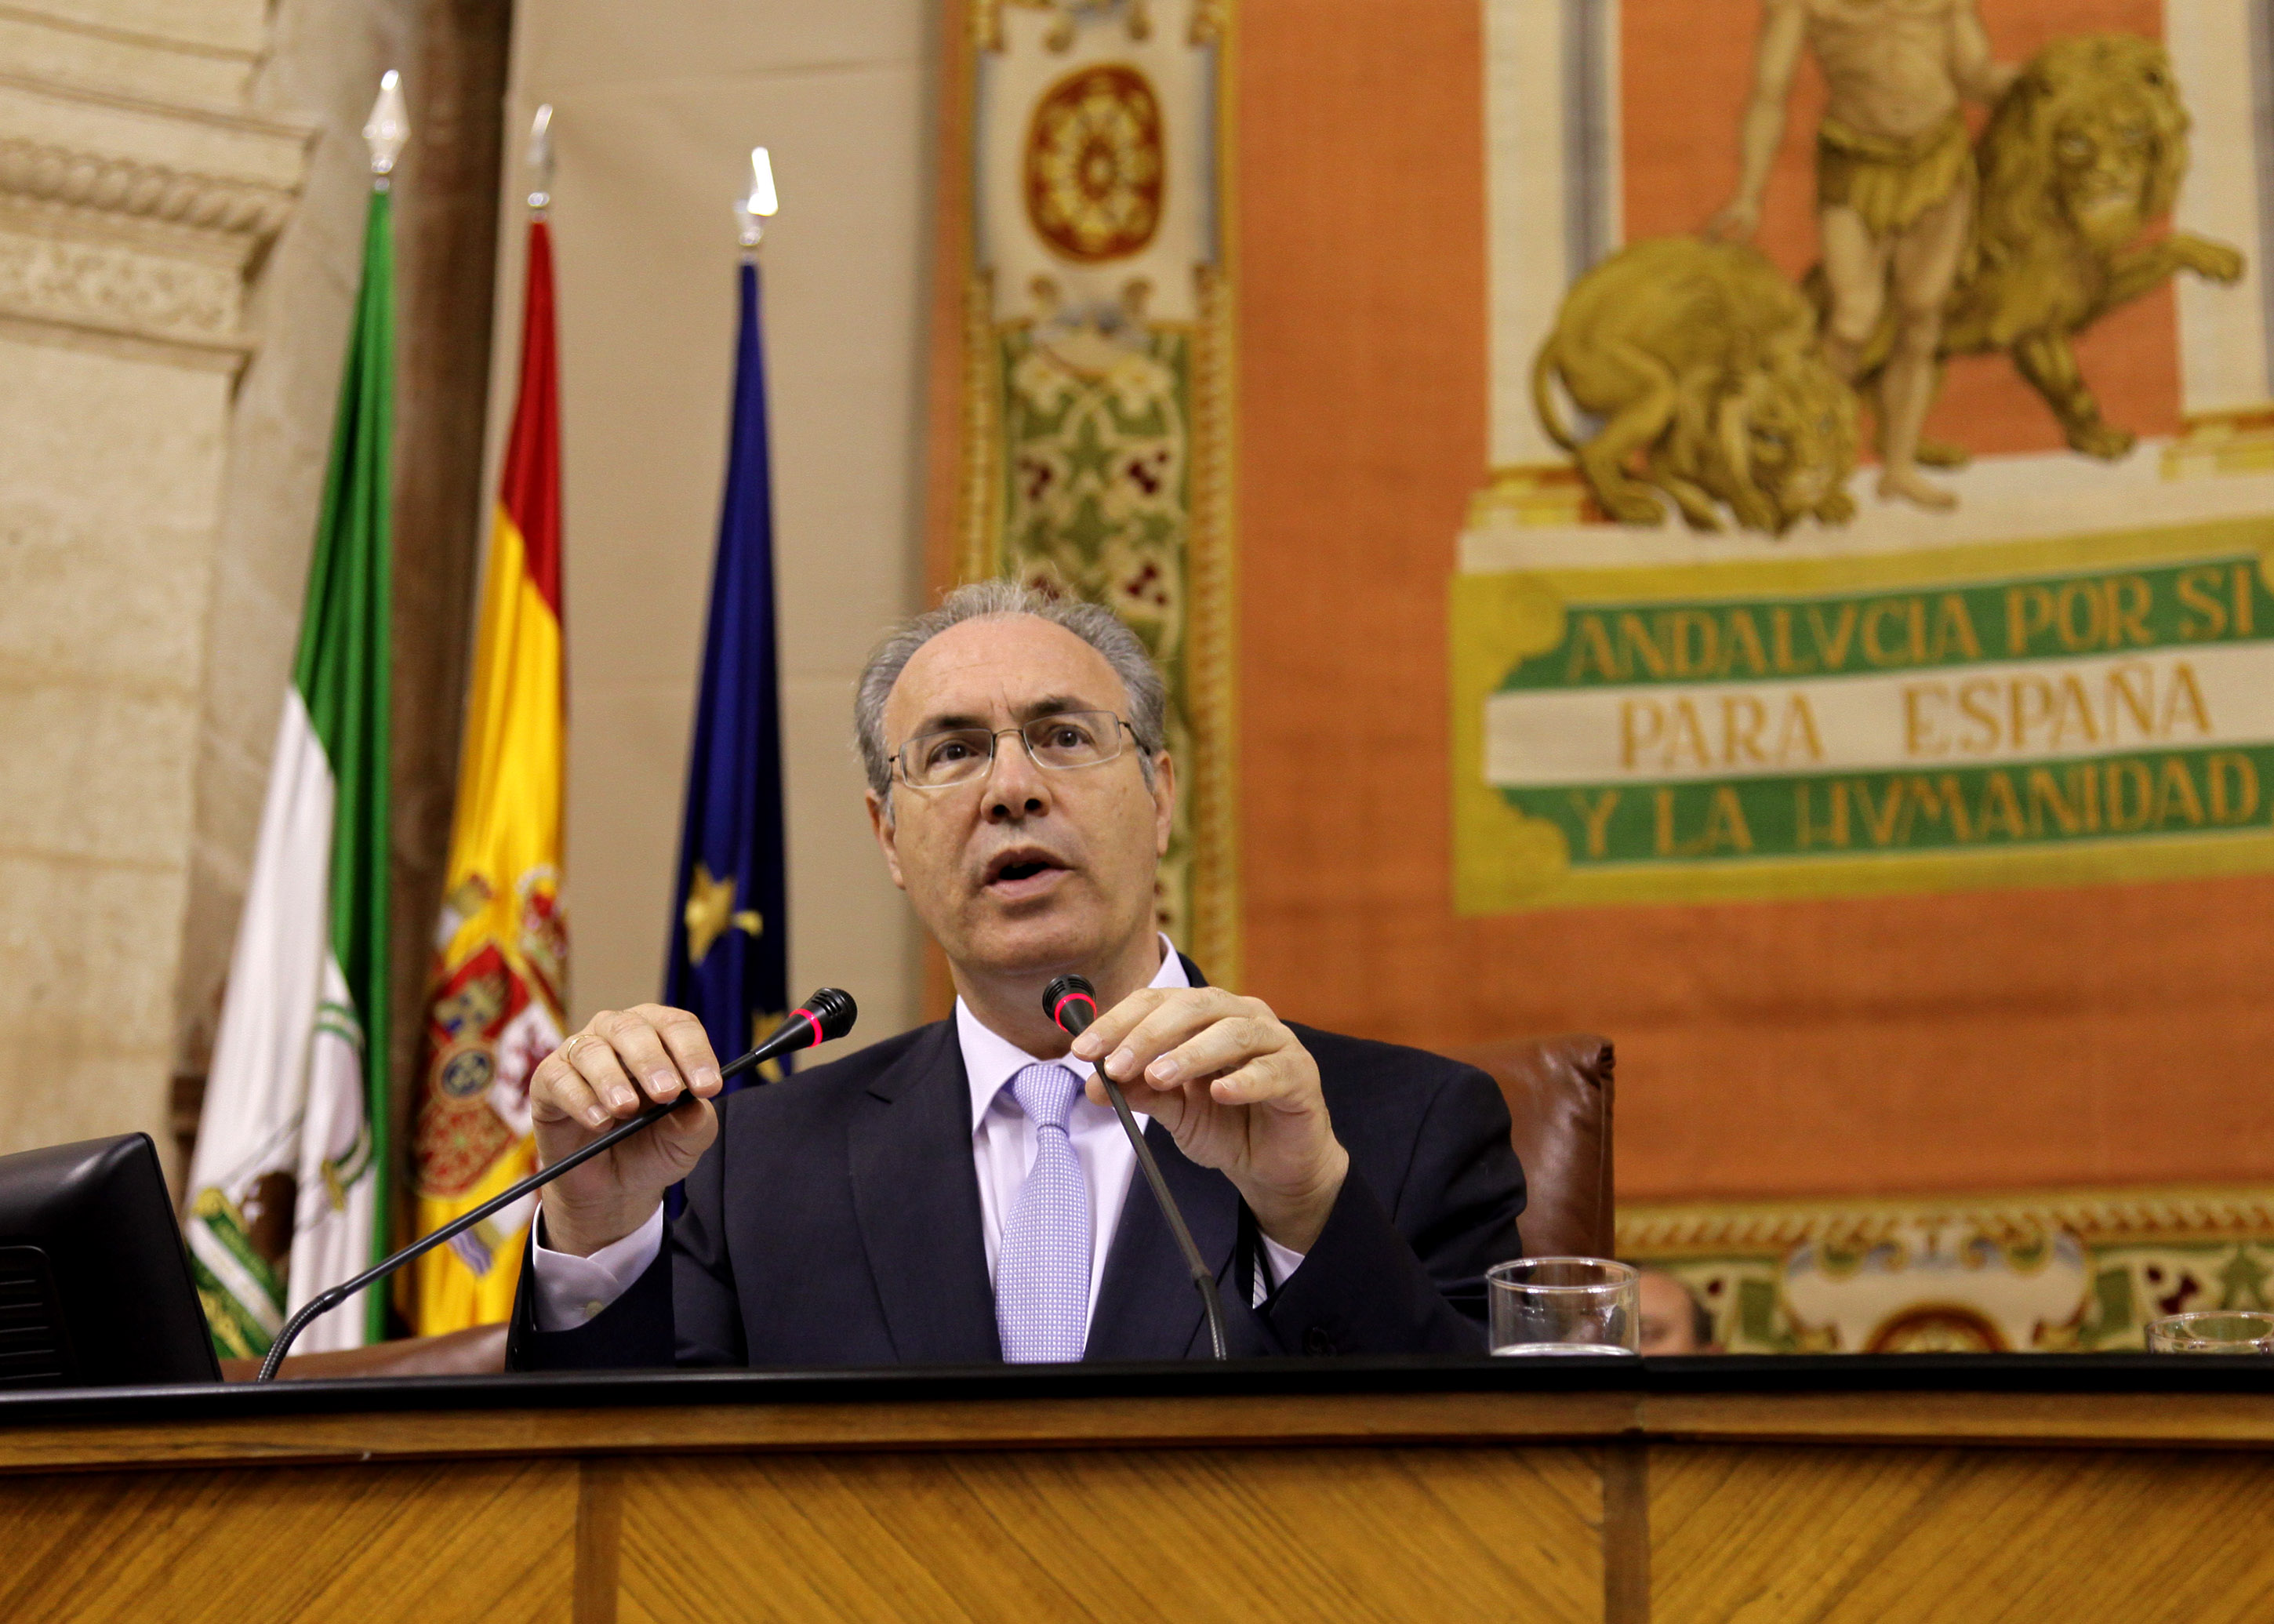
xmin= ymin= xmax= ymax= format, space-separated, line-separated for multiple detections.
xmin=529 ymin=1207 xmax=665 ymax=1332
xmin=1255 ymin=1235 xmax=1306 ymax=1305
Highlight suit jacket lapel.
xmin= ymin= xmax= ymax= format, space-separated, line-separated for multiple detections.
xmin=1084 ymin=1120 xmax=1241 ymax=1361
xmin=848 ymin=1021 xmax=1001 ymax=1364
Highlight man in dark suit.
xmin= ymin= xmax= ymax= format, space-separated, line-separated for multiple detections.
xmin=509 ymin=582 xmax=1524 ymax=1368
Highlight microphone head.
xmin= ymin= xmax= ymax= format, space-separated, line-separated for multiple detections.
xmin=1041 ymin=974 xmax=1099 ymax=1036
xmin=798 ymin=987 xmax=858 ymax=1044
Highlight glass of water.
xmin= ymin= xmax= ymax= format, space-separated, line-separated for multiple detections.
xmin=2147 ymin=1311 xmax=2274 ymax=1353
xmin=1488 ymin=1258 xmax=1640 ymax=1356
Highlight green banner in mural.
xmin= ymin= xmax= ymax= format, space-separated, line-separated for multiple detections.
xmin=1453 ymin=518 xmax=2274 ymax=913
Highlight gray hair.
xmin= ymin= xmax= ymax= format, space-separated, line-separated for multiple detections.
xmin=855 ymin=579 xmax=1168 ymax=802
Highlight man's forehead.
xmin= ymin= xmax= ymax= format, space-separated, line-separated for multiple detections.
xmin=886 ymin=614 xmax=1125 ymax=728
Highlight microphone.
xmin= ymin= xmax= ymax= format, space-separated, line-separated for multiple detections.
xmin=1043 ymin=974 xmax=1229 ymax=1361
xmin=256 ymin=987 xmax=858 ymax=1380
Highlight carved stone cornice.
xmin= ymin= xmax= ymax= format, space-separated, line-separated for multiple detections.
xmin=0 ymin=68 xmax=310 ymax=360
xmin=0 ymin=133 xmax=296 ymax=246
xmin=0 ymin=227 xmax=241 ymax=354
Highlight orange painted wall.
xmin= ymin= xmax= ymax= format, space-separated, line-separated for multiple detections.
xmin=1231 ymin=0 xmax=2274 ymax=1203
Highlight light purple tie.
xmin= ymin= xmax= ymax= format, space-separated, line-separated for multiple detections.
xmin=995 ymin=1063 xmax=1092 ymax=1363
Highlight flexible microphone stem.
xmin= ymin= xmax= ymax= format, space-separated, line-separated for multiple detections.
xmin=256 ymin=990 xmax=855 ymax=1381
xmin=1044 ymin=976 xmax=1229 ymax=1362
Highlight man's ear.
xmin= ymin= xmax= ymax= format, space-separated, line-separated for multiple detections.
xmin=865 ymin=788 xmax=908 ymax=891
xmin=1150 ymin=751 xmax=1176 ymax=856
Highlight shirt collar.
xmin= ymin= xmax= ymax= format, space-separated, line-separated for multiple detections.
xmin=956 ymin=935 xmax=1190 ymax=1134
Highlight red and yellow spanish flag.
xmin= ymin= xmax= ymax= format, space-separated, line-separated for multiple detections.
xmin=404 ymin=220 xmax=565 ymax=1332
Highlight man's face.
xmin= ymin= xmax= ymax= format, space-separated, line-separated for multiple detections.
xmin=1636 ymin=1268 xmax=1706 ymax=1355
xmin=868 ymin=614 xmax=1174 ymax=982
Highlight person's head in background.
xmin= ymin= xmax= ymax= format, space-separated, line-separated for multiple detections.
xmin=1635 ymin=1265 xmax=1719 ymax=1355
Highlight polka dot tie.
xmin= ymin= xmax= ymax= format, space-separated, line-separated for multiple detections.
xmin=995 ymin=1063 xmax=1092 ymax=1364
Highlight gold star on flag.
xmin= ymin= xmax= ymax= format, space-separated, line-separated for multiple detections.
xmin=684 ymin=862 xmax=763 ymax=966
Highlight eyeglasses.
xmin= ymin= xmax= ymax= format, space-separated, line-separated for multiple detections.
xmin=895 ymin=710 xmax=1136 ymax=790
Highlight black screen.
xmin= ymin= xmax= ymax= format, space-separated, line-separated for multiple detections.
xmin=0 ymin=1134 xmax=221 ymax=1387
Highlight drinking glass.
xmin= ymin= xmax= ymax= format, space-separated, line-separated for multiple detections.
xmin=2146 ymin=1311 xmax=2274 ymax=1353
xmin=1488 ymin=1258 xmax=1640 ymax=1356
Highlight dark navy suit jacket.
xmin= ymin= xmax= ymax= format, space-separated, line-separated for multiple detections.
xmin=507 ymin=974 xmax=1526 ymax=1369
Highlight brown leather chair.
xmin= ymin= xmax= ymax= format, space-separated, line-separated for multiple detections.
xmin=1444 ymin=1034 xmax=1615 ymax=1260
xmin=231 ymin=1034 xmax=1613 ymax=1379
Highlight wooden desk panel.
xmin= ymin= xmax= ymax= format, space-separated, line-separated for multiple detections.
xmin=614 ymin=1448 xmax=1603 ymax=1624
xmin=0 ymin=1458 xmax=578 ymax=1624
xmin=5 ymin=1363 xmax=2274 ymax=1622
xmin=1651 ymin=1444 xmax=2274 ymax=1624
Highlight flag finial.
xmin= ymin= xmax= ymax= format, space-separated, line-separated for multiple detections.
xmin=528 ymin=104 xmax=554 ymax=213
xmin=734 ymin=147 xmax=778 ymax=251
xmin=364 ymin=70 xmax=409 ymax=183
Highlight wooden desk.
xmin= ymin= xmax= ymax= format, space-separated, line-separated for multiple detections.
xmin=4 ymin=1358 xmax=2273 ymax=1622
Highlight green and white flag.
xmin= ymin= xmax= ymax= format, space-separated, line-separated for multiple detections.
xmin=186 ymin=180 xmax=394 ymax=1357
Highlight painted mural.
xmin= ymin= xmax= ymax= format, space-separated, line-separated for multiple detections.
xmin=1458 ymin=0 xmax=2274 ymax=914
xmin=1461 ymin=0 xmax=2274 ymax=1351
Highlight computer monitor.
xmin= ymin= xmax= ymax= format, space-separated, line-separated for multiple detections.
xmin=0 ymin=1133 xmax=221 ymax=1387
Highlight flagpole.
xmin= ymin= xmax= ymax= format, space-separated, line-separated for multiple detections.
xmin=659 ymin=147 xmax=789 ymax=1201
xmin=357 ymin=69 xmax=405 ymax=1346
xmin=733 ymin=145 xmax=778 ymax=256
xmin=528 ymin=102 xmax=554 ymax=217
xmin=365 ymin=68 xmax=408 ymax=193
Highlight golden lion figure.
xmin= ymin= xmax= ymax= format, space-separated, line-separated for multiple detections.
xmin=1852 ymin=33 xmax=2245 ymax=462
xmin=1533 ymin=237 xmax=1859 ymax=535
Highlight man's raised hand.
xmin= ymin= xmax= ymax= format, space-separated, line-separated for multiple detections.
xmin=1069 ymin=986 xmax=1349 ymax=1254
xmin=529 ymin=1005 xmax=724 ymax=1257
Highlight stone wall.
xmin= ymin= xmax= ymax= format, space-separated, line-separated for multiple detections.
xmin=0 ymin=0 xmax=470 ymax=1185
xmin=0 ymin=0 xmax=314 ymax=1177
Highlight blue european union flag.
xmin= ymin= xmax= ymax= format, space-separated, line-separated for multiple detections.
xmin=663 ymin=258 xmax=788 ymax=1094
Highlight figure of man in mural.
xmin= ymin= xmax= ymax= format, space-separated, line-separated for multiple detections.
xmin=1711 ymin=0 xmax=2015 ymax=511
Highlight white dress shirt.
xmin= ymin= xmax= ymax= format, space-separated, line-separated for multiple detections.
xmin=532 ymin=937 xmax=1302 ymax=1334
